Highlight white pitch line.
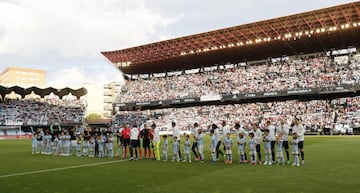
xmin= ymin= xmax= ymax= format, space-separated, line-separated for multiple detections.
xmin=0 ymin=145 xmax=209 ymax=179
xmin=0 ymin=159 xmax=127 ymax=178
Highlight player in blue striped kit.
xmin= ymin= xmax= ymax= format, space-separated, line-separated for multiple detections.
xmin=52 ymin=134 xmax=59 ymax=155
xmin=291 ymin=132 xmax=300 ymax=166
xmin=43 ymin=131 xmax=52 ymax=155
xmin=31 ymin=133 xmax=38 ymax=154
xmin=36 ymin=128 xmax=44 ymax=154
xmin=59 ymin=132 xmax=64 ymax=155
xmin=89 ymin=136 xmax=95 ymax=157
xmin=224 ymin=132 xmax=233 ymax=164
xmin=276 ymin=130 xmax=285 ymax=165
xmin=277 ymin=120 xmax=290 ymax=164
xmin=292 ymin=118 xmax=305 ymax=165
xmin=63 ymin=131 xmax=71 ymax=156
xmin=107 ymin=133 xmax=114 ymax=158
xmin=235 ymin=122 xmax=248 ymax=162
xmin=183 ymin=135 xmax=191 ymax=163
xmin=98 ymin=134 xmax=105 ymax=158
xmin=76 ymin=133 xmax=82 ymax=157
xmin=162 ymin=135 xmax=168 ymax=161
xmin=82 ymin=127 xmax=90 ymax=157
xmin=263 ymin=129 xmax=272 ymax=165
xmin=253 ymin=123 xmax=263 ymax=164
xmin=248 ymin=132 xmax=257 ymax=165
xmin=171 ymin=136 xmax=180 ymax=162
xmin=209 ymin=127 xmax=217 ymax=162
xmin=237 ymin=132 xmax=246 ymax=164
xmin=82 ymin=137 xmax=89 ymax=157
xmin=196 ymin=128 xmax=205 ymax=162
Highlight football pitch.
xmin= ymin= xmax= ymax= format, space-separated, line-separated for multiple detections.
xmin=0 ymin=136 xmax=360 ymax=193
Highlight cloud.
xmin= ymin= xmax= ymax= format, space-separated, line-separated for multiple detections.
xmin=0 ymin=0 xmax=182 ymax=87
xmin=0 ymin=0 xmax=182 ymax=57
xmin=145 ymin=0 xmax=356 ymax=38
xmin=47 ymin=66 xmax=90 ymax=88
xmin=47 ymin=65 xmax=124 ymax=88
xmin=0 ymin=0 xmax=355 ymax=88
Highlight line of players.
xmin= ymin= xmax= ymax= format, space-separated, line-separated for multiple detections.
xmin=114 ymin=118 xmax=305 ymax=166
xmin=31 ymin=126 xmax=115 ymax=158
xmin=207 ymin=118 xmax=305 ymax=166
xmin=31 ymin=118 xmax=305 ymax=166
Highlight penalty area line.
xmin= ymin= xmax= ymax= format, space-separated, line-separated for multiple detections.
xmin=0 ymin=159 xmax=127 ymax=178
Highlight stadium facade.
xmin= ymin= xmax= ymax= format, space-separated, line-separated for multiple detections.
xmin=0 ymin=66 xmax=46 ymax=88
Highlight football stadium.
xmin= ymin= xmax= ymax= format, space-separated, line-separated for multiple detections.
xmin=1 ymin=1 xmax=360 ymax=193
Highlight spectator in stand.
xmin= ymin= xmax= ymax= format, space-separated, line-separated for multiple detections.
xmin=0 ymin=97 xmax=85 ymax=126
xmin=113 ymin=94 xmax=360 ymax=137
xmin=115 ymin=54 xmax=360 ymax=103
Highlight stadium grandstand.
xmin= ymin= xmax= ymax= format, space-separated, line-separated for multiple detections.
xmin=103 ymin=2 xmax=360 ymax=134
xmin=0 ymin=86 xmax=87 ymax=139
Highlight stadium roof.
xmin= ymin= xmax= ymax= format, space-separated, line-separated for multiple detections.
xmin=102 ymin=1 xmax=360 ymax=75
xmin=0 ymin=86 xmax=87 ymax=100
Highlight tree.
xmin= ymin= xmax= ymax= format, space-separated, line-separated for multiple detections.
xmin=86 ymin=113 xmax=102 ymax=120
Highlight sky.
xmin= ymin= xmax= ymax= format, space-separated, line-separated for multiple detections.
xmin=0 ymin=0 xmax=357 ymax=88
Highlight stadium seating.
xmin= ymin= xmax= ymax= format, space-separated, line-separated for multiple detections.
xmin=0 ymin=98 xmax=85 ymax=126
xmin=116 ymin=54 xmax=360 ymax=103
xmin=113 ymin=96 xmax=360 ymax=134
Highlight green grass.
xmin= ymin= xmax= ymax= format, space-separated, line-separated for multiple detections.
xmin=0 ymin=136 xmax=360 ymax=193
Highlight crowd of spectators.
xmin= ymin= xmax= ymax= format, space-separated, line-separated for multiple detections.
xmin=114 ymin=96 xmax=360 ymax=134
xmin=117 ymin=53 xmax=360 ymax=103
xmin=0 ymin=98 xmax=85 ymax=126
